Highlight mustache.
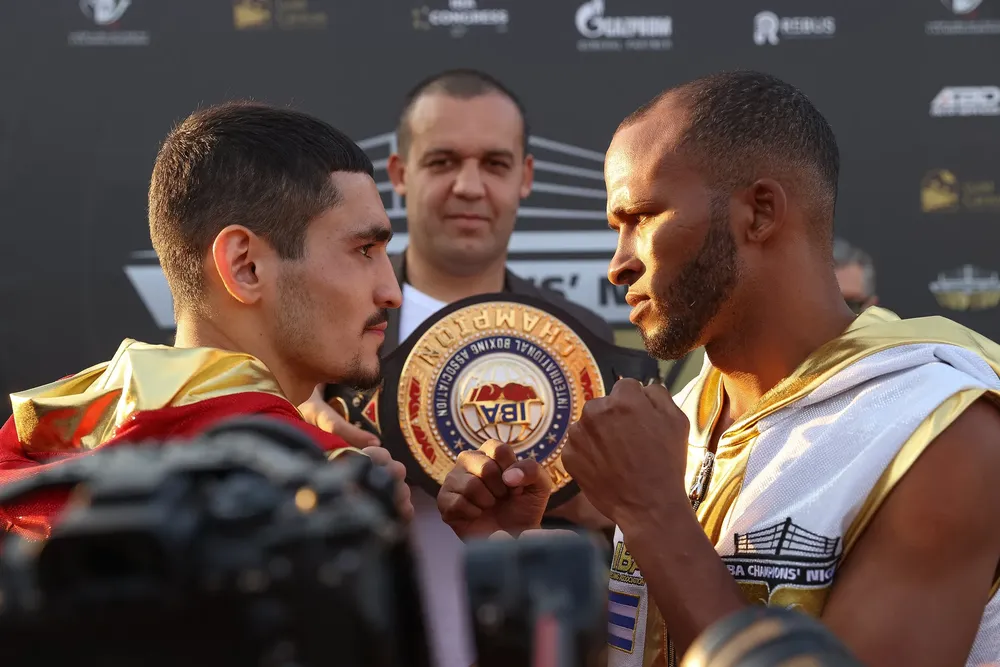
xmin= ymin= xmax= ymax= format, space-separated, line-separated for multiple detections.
xmin=364 ymin=309 xmax=389 ymax=329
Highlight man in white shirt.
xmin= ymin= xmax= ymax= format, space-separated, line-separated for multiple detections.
xmin=299 ymin=69 xmax=622 ymax=667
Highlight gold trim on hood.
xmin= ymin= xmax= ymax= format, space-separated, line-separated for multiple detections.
xmin=698 ymin=307 xmax=1000 ymax=445
xmin=10 ymin=339 xmax=289 ymax=454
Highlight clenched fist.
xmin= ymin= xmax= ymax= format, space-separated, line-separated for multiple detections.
xmin=561 ymin=378 xmax=691 ymax=533
xmin=437 ymin=439 xmax=553 ymax=540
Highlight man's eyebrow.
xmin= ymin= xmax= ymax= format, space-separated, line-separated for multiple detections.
xmin=609 ymin=199 xmax=657 ymax=219
xmin=422 ymin=148 xmax=516 ymax=161
xmin=482 ymin=149 xmax=516 ymax=160
xmin=348 ymin=223 xmax=393 ymax=244
xmin=607 ymin=204 xmax=637 ymax=223
xmin=421 ymin=148 xmax=459 ymax=160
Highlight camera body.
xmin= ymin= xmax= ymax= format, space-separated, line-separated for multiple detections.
xmin=0 ymin=417 xmax=866 ymax=667
xmin=0 ymin=418 xmax=429 ymax=667
xmin=466 ymin=532 xmax=609 ymax=667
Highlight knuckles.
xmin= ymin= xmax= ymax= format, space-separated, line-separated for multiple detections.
xmin=388 ymin=460 xmax=407 ymax=481
xmin=611 ymin=378 xmax=643 ymax=398
xmin=455 ymin=449 xmax=483 ymax=472
xmin=437 ymin=489 xmax=470 ymax=518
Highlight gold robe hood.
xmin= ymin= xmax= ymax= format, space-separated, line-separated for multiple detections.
xmin=9 ymin=339 xmax=288 ymax=454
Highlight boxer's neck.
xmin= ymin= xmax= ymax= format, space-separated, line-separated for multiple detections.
xmin=705 ymin=251 xmax=856 ymax=422
xmin=404 ymin=246 xmax=506 ymax=304
xmin=174 ymin=314 xmax=312 ymax=406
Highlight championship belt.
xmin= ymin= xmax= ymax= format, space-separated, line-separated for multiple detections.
xmin=324 ymin=293 xmax=660 ymax=509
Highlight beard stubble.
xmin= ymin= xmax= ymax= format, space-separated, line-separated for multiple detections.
xmin=275 ymin=271 xmax=384 ymax=391
xmin=641 ymin=196 xmax=741 ymax=361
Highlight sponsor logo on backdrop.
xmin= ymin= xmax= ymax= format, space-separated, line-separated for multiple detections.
xmin=412 ymin=0 xmax=508 ymax=37
xmin=921 ymin=169 xmax=1000 ymax=212
xmin=70 ymin=0 xmax=150 ymax=46
xmin=929 ymin=265 xmax=1000 ymax=311
xmin=124 ymin=132 xmax=629 ymax=328
xmin=930 ymin=86 xmax=1000 ymax=116
xmin=945 ymin=0 xmax=984 ymax=11
xmin=927 ymin=0 xmax=1000 ymax=35
xmin=753 ymin=11 xmax=835 ymax=45
xmin=232 ymin=0 xmax=328 ymax=30
xmin=575 ymin=0 xmax=673 ymax=52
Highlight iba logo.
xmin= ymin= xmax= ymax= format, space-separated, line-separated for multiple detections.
xmin=610 ymin=540 xmax=643 ymax=586
xmin=395 ymin=300 xmax=603 ymax=490
xmin=921 ymin=169 xmax=1000 ymax=213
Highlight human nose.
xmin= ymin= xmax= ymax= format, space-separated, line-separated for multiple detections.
xmin=607 ymin=230 xmax=643 ymax=287
xmin=452 ymin=159 xmax=486 ymax=199
xmin=375 ymin=254 xmax=402 ymax=309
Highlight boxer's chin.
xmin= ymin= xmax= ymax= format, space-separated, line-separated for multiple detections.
xmin=640 ymin=320 xmax=701 ymax=362
xmin=342 ymin=356 xmax=382 ymax=391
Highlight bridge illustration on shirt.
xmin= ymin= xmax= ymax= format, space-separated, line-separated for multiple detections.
xmin=731 ymin=517 xmax=841 ymax=560
xmin=124 ymin=132 xmax=631 ymax=330
xmin=721 ymin=518 xmax=843 ymax=615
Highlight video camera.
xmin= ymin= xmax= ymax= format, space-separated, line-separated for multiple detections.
xmin=0 ymin=417 xmax=430 ymax=666
xmin=0 ymin=417 xmax=607 ymax=667
xmin=0 ymin=417 xmax=864 ymax=667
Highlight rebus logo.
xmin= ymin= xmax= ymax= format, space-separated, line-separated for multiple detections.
xmin=753 ymin=11 xmax=780 ymax=45
xmin=753 ymin=10 xmax=835 ymax=45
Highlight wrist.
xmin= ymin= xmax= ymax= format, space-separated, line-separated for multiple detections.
xmin=617 ymin=494 xmax=697 ymax=547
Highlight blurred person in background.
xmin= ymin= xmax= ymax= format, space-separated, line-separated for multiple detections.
xmin=834 ymin=237 xmax=879 ymax=313
xmin=298 ymin=68 xmax=624 ymax=667
xmin=0 ymin=102 xmax=413 ymax=538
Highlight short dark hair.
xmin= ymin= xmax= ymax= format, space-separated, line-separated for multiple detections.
xmin=622 ymin=70 xmax=840 ymax=234
xmin=396 ymin=68 xmax=530 ymax=158
xmin=149 ymin=101 xmax=374 ymax=314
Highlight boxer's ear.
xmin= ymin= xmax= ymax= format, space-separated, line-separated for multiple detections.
xmin=211 ymin=225 xmax=263 ymax=305
xmin=387 ymin=153 xmax=407 ymax=197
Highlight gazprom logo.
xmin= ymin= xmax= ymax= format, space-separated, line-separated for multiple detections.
xmin=575 ymin=0 xmax=672 ymax=39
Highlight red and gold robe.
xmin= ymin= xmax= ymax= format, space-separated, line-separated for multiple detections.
xmin=0 ymin=339 xmax=357 ymax=540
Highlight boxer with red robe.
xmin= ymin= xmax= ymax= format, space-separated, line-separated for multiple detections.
xmin=0 ymin=102 xmax=408 ymax=540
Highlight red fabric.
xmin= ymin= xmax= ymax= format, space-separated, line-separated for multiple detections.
xmin=0 ymin=392 xmax=352 ymax=540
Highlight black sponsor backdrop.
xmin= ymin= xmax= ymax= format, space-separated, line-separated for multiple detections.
xmin=1 ymin=0 xmax=999 ymax=418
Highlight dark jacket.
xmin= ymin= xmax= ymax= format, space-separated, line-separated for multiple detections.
xmin=381 ymin=252 xmax=616 ymax=354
